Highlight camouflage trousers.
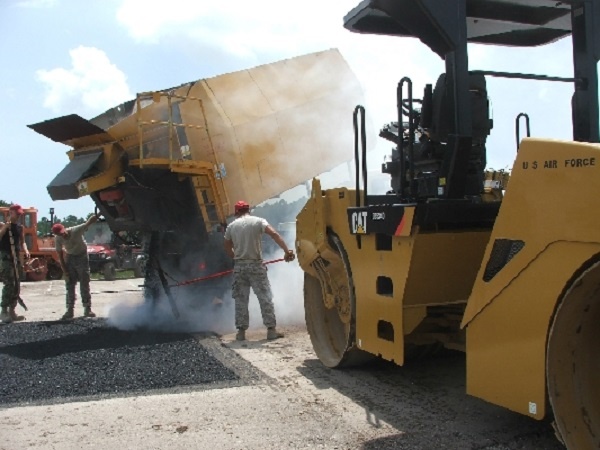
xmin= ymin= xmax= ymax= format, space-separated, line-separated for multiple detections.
xmin=231 ymin=261 xmax=276 ymax=330
xmin=65 ymin=253 xmax=92 ymax=308
xmin=0 ymin=251 xmax=18 ymax=309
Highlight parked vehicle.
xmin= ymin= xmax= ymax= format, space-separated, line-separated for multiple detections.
xmin=84 ymin=221 xmax=144 ymax=281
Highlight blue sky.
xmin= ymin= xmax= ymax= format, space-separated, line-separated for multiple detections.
xmin=0 ymin=0 xmax=584 ymax=220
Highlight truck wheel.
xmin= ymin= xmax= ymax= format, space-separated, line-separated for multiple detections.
xmin=103 ymin=262 xmax=117 ymax=281
xmin=547 ymin=260 xmax=600 ymax=449
xmin=25 ymin=258 xmax=48 ymax=282
xmin=304 ymin=233 xmax=373 ymax=368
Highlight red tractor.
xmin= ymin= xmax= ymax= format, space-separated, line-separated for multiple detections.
xmin=0 ymin=206 xmax=63 ymax=281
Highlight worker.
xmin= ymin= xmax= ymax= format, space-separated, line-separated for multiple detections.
xmin=0 ymin=204 xmax=29 ymax=323
xmin=52 ymin=213 xmax=100 ymax=320
xmin=224 ymin=200 xmax=295 ymax=341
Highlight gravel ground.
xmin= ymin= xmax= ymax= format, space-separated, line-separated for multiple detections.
xmin=0 ymin=278 xmax=567 ymax=449
xmin=0 ymin=319 xmax=244 ymax=407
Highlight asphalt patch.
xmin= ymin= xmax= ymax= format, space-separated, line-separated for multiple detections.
xmin=0 ymin=319 xmax=251 ymax=407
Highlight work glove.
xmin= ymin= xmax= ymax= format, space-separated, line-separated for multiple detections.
xmin=284 ymin=250 xmax=296 ymax=262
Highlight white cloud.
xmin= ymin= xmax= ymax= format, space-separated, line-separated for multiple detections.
xmin=116 ymin=0 xmax=206 ymax=43
xmin=36 ymin=46 xmax=133 ymax=115
xmin=116 ymin=0 xmax=356 ymax=56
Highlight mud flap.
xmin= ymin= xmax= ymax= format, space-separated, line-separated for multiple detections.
xmin=47 ymin=151 xmax=103 ymax=200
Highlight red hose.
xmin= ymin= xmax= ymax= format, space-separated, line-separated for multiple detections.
xmin=174 ymin=258 xmax=285 ymax=287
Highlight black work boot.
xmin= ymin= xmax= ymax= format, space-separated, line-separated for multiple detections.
xmin=8 ymin=307 xmax=25 ymax=322
xmin=0 ymin=308 xmax=11 ymax=324
xmin=267 ymin=327 xmax=284 ymax=340
xmin=236 ymin=328 xmax=246 ymax=341
xmin=61 ymin=308 xmax=74 ymax=320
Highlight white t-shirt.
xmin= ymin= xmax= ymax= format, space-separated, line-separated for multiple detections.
xmin=224 ymin=215 xmax=269 ymax=260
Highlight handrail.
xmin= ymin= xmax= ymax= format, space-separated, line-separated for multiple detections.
xmin=134 ymin=91 xmax=227 ymax=226
xmin=353 ymin=105 xmax=368 ymax=250
xmin=398 ymin=77 xmax=415 ymax=198
xmin=515 ymin=113 xmax=531 ymax=151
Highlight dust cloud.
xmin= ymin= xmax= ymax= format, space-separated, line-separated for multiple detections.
xmin=196 ymin=48 xmax=374 ymax=209
xmin=247 ymin=250 xmax=305 ymax=329
xmin=105 ymin=250 xmax=305 ymax=335
xmin=105 ymin=289 xmax=236 ymax=334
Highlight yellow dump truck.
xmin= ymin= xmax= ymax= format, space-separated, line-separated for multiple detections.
xmin=29 ymin=49 xmax=365 ymax=307
xmin=295 ymin=1 xmax=599 ymax=449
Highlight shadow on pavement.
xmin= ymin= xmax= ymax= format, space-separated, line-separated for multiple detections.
xmin=0 ymin=319 xmax=191 ymax=360
xmin=296 ymin=350 xmax=564 ymax=449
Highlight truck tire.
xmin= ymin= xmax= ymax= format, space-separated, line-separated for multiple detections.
xmin=304 ymin=233 xmax=373 ymax=368
xmin=25 ymin=258 xmax=48 ymax=282
xmin=547 ymin=260 xmax=600 ymax=450
xmin=103 ymin=262 xmax=117 ymax=281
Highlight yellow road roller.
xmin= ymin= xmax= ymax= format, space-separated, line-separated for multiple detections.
xmin=296 ymin=2 xmax=599 ymax=448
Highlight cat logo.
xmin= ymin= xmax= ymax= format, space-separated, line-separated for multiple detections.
xmin=351 ymin=211 xmax=368 ymax=234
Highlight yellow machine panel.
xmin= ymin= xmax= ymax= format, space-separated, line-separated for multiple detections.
xmin=464 ymin=139 xmax=600 ymax=418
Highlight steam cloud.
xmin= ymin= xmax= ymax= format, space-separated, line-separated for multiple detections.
xmin=105 ymin=249 xmax=304 ymax=335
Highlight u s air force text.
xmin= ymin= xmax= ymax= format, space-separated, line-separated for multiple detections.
xmin=522 ymin=157 xmax=596 ymax=170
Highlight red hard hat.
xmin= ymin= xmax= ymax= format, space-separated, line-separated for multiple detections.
xmin=234 ymin=200 xmax=250 ymax=213
xmin=51 ymin=223 xmax=66 ymax=235
xmin=9 ymin=204 xmax=24 ymax=215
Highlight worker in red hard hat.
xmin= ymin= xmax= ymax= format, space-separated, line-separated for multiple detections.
xmin=0 ymin=204 xmax=29 ymax=323
xmin=224 ymin=200 xmax=295 ymax=341
xmin=52 ymin=213 xmax=100 ymax=320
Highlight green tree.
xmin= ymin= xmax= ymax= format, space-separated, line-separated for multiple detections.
xmin=65 ymin=215 xmax=84 ymax=227
xmin=37 ymin=214 xmax=85 ymax=236
xmin=0 ymin=200 xmax=10 ymax=207
xmin=37 ymin=217 xmax=51 ymax=236
xmin=252 ymin=197 xmax=307 ymax=228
